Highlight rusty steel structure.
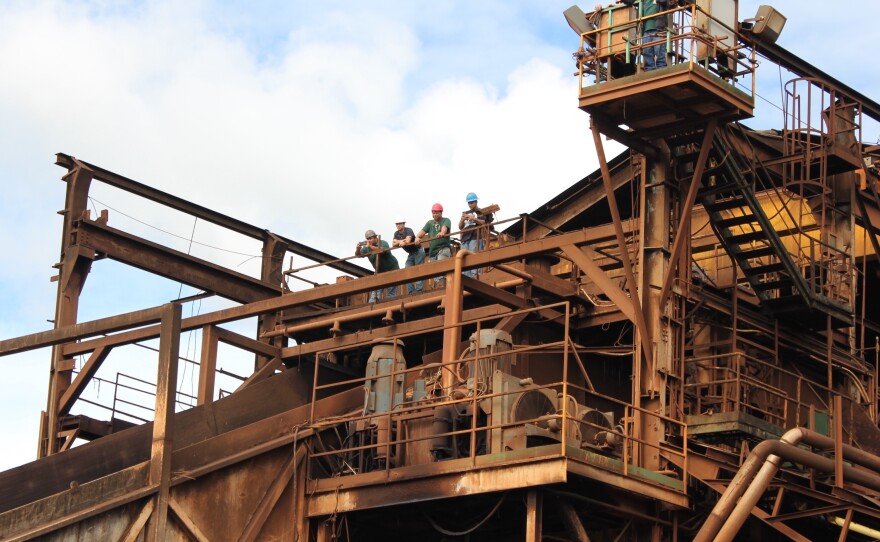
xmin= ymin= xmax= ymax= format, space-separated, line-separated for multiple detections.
xmin=2 ymin=1 xmax=880 ymax=541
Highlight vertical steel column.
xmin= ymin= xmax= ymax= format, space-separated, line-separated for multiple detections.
xmin=257 ymin=235 xmax=288 ymax=370
xmin=590 ymin=121 xmax=653 ymax=373
xmin=441 ymin=251 xmax=470 ymax=391
xmin=526 ymin=489 xmax=543 ymax=542
xmin=145 ymin=303 xmax=182 ymax=542
xmin=196 ymin=325 xmax=218 ymax=405
xmin=44 ymin=164 xmax=95 ymax=456
xmin=638 ymin=132 xmax=674 ymax=472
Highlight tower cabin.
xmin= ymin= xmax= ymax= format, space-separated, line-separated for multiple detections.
xmin=566 ymin=0 xmax=758 ymax=142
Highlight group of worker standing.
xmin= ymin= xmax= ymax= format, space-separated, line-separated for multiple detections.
xmin=355 ymin=192 xmax=495 ymax=303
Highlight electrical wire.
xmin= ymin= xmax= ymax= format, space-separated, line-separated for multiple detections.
xmin=421 ymin=492 xmax=508 ymax=536
xmin=87 ymin=196 xmax=267 ymax=259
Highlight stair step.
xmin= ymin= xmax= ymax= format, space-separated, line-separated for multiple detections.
xmin=726 ymin=231 xmax=768 ymax=245
xmin=747 ymin=263 xmax=787 ymax=276
xmin=666 ymin=131 xmax=706 ymax=147
xmin=752 ymin=279 xmax=792 ymax=292
xmin=705 ymin=197 xmax=749 ymax=211
xmin=715 ymin=214 xmax=757 ymax=229
xmin=737 ymin=246 xmax=777 ymax=259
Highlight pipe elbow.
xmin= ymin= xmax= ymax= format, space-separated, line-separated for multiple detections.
xmin=454 ymin=249 xmax=473 ymax=275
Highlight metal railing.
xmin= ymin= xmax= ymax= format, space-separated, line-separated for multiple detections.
xmin=304 ymin=302 xmax=688 ymax=493
xmin=575 ymin=3 xmax=756 ymax=92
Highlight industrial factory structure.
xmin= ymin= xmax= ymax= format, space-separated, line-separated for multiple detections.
xmin=2 ymin=1 xmax=880 ymax=540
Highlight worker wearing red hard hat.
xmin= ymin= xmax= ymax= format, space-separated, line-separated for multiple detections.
xmin=416 ymin=203 xmax=452 ymax=288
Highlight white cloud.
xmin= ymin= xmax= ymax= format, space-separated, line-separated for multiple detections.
xmin=0 ymin=0 xmax=876 ymax=472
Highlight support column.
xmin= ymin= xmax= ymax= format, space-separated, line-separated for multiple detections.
xmin=44 ymin=165 xmax=94 ymax=456
xmin=145 ymin=303 xmax=182 ymax=542
xmin=257 ymin=235 xmax=288 ymax=370
xmin=639 ymin=141 xmax=672 ymax=473
xmin=526 ymin=489 xmax=543 ymax=542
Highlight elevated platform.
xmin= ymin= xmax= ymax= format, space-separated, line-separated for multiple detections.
xmin=306 ymin=444 xmax=688 ymax=517
xmin=686 ymin=411 xmax=785 ymax=443
xmin=579 ymin=62 xmax=754 ymax=140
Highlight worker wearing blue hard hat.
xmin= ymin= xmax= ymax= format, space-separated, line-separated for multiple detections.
xmin=459 ymin=192 xmax=494 ymax=277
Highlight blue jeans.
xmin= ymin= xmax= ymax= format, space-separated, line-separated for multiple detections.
xmin=642 ymin=30 xmax=667 ymax=71
xmin=368 ymin=279 xmax=397 ymax=304
xmin=461 ymin=238 xmax=484 ymax=277
xmin=405 ymin=248 xmax=425 ymax=294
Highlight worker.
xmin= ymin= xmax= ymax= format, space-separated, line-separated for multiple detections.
xmin=621 ymin=0 xmax=674 ymax=71
xmin=391 ymin=217 xmax=424 ymax=294
xmin=355 ymin=229 xmax=400 ymax=303
xmin=415 ymin=203 xmax=452 ymax=288
xmin=458 ymin=192 xmax=494 ymax=278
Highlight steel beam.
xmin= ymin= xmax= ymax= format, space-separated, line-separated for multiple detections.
xmin=76 ymin=219 xmax=281 ymax=304
xmin=55 ymin=153 xmax=370 ymax=278
xmin=658 ymin=119 xmax=718 ymax=308
xmin=7 ymin=224 xmax=620 ymax=358
xmin=145 ymin=303 xmax=181 ymax=542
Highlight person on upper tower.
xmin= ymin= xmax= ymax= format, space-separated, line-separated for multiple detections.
xmin=621 ymin=0 xmax=675 ymax=71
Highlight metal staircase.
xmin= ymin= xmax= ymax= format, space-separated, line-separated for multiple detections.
xmin=668 ymin=126 xmax=854 ymax=326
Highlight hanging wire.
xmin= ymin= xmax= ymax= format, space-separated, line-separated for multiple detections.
xmin=421 ymin=492 xmax=508 ymax=536
xmin=87 ymin=196 xmax=261 ymax=258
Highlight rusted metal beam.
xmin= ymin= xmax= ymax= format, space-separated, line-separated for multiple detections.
xmin=526 ymin=489 xmax=543 ymax=542
xmin=561 ymin=244 xmax=636 ymax=324
xmin=0 ymin=305 xmax=165 ymax=356
xmin=30 ymin=226 xmax=620 ymax=360
xmin=658 ymin=119 xmax=718 ymax=308
xmin=590 ymin=121 xmax=653 ymax=371
xmin=461 ymin=276 xmax=565 ymax=323
xmin=76 ymin=219 xmax=281 ymax=304
xmin=57 ymin=345 xmax=111 ymax=416
xmin=307 ymin=455 xmax=568 ymax=516
xmin=119 ymin=498 xmax=155 ymax=542
xmin=168 ymin=497 xmax=211 ymax=542
xmin=591 ymin=111 xmax=660 ymax=159
xmin=146 ymin=303 xmax=181 ymax=542
xmin=257 ymin=234 xmax=288 ymax=370
xmin=558 ymin=499 xmax=591 ymax=542
xmin=237 ymin=444 xmax=306 ymax=542
xmin=55 ymin=153 xmax=370 ymax=278
xmin=197 ymin=326 xmax=218 ymax=405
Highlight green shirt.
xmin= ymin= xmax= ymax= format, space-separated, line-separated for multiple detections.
xmin=360 ymin=240 xmax=400 ymax=273
xmin=421 ymin=217 xmax=452 ymax=257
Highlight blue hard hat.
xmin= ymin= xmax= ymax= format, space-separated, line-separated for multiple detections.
xmin=466 ymin=192 xmax=478 ymax=203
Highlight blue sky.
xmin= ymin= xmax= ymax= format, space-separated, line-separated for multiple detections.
xmin=0 ymin=0 xmax=877 ymax=470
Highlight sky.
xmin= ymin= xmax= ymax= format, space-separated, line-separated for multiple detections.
xmin=0 ymin=0 xmax=877 ymax=471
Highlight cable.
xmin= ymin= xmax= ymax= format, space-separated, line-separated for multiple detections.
xmin=421 ymin=492 xmax=508 ymax=536
xmin=88 ymin=196 xmax=267 ymax=259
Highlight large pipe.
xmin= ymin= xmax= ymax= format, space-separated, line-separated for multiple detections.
xmin=696 ymin=427 xmax=880 ymax=542
xmin=441 ymin=250 xmax=471 ymax=391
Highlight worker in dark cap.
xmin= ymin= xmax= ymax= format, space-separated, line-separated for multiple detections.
xmin=355 ymin=229 xmax=399 ymax=303
xmin=621 ymin=0 xmax=676 ymax=71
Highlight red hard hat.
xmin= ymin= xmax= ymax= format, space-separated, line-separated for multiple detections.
xmin=432 ymin=203 xmax=443 ymax=212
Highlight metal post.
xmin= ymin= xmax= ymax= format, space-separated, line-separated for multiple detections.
xmin=145 ymin=303 xmax=182 ymax=542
